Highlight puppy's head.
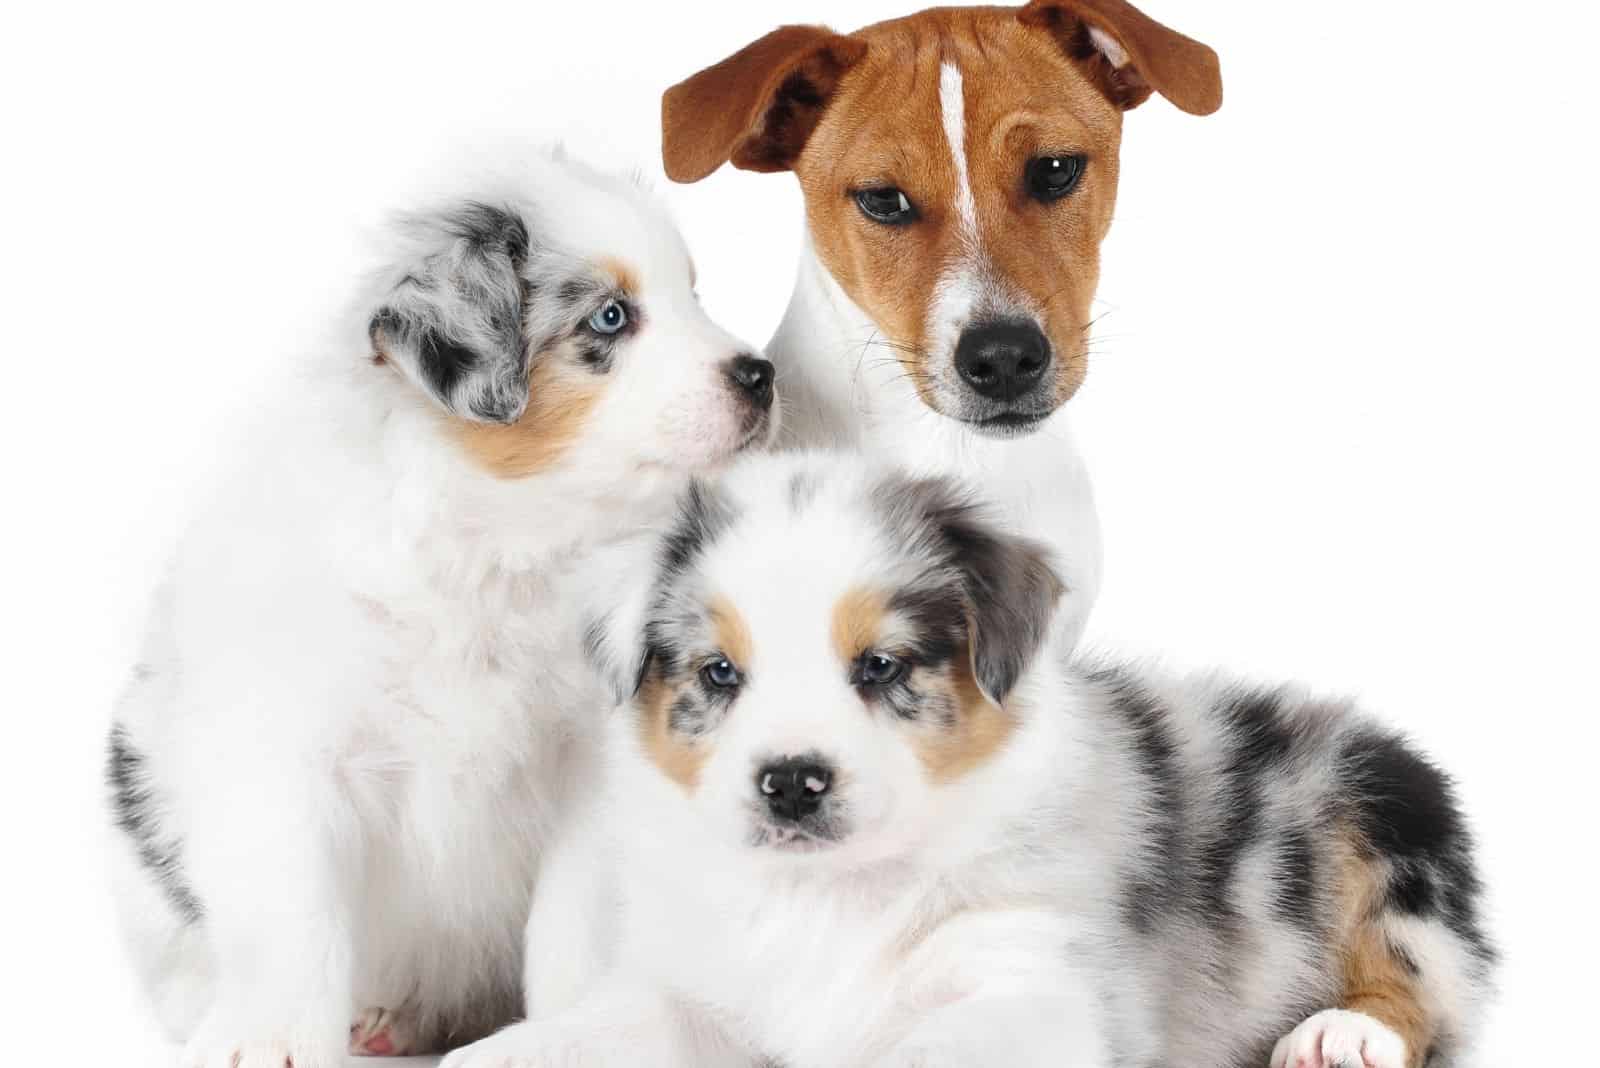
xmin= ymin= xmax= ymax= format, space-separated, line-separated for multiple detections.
xmin=663 ymin=1 xmax=1220 ymax=436
xmin=589 ymin=454 xmax=1063 ymax=865
xmin=368 ymin=153 xmax=774 ymax=478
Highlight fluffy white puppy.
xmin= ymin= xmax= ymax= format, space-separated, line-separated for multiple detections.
xmin=105 ymin=150 xmax=775 ymax=1067
xmin=446 ymin=451 xmax=1493 ymax=1068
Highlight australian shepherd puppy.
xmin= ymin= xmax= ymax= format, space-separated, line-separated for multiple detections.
xmin=445 ymin=451 xmax=1494 ymax=1068
xmin=105 ymin=150 xmax=775 ymax=1067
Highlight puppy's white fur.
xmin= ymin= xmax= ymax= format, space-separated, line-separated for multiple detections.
xmin=106 ymin=149 xmax=769 ymax=1068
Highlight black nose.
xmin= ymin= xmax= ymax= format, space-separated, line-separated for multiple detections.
xmin=756 ymin=757 xmax=832 ymax=821
xmin=727 ymin=353 xmax=775 ymax=410
xmin=953 ymin=320 xmax=1051 ymax=401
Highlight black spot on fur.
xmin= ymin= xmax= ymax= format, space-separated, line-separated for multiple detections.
xmin=872 ymin=475 xmax=1061 ymax=704
xmin=658 ymin=480 xmax=734 ymax=580
xmin=1273 ymin=829 xmax=1318 ymax=929
xmin=1193 ymin=688 xmax=1299 ymax=927
xmin=1092 ymin=666 xmax=1183 ymax=934
xmin=106 ymin=724 xmax=203 ymax=923
xmin=418 ymin=328 xmax=483 ymax=402
xmin=1339 ymin=726 xmax=1494 ymax=962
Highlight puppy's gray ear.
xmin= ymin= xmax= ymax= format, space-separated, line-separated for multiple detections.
xmin=881 ymin=476 xmax=1065 ymax=705
xmin=369 ymin=201 xmax=533 ymax=423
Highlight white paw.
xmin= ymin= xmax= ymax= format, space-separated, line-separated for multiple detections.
xmin=350 ymin=1006 xmax=425 ymax=1057
xmin=1270 ymin=1009 xmax=1407 ymax=1068
xmin=180 ymin=1038 xmax=338 ymax=1068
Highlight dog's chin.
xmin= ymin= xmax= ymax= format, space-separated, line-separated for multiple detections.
xmin=748 ymin=821 xmax=842 ymax=855
xmin=960 ymin=409 xmax=1053 ymax=439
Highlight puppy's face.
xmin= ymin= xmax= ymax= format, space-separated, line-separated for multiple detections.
xmin=370 ymin=155 xmax=774 ymax=479
xmin=664 ymin=1 xmax=1220 ymax=436
xmin=597 ymin=456 xmax=1061 ymax=866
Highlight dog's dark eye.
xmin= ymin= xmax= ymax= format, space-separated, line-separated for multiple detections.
xmin=859 ymin=652 xmax=905 ymax=686
xmin=588 ymin=299 xmax=628 ymax=335
xmin=855 ymin=187 xmax=917 ymax=225
xmin=1026 ymin=156 xmax=1086 ymax=202
xmin=702 ymin=657 xmax=742 ymax=689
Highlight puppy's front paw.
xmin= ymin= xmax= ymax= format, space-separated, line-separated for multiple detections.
xmin=350 ymin=1005 xmax=427 ymax=1057
xmin=182 ymin=1010 xmax=344 ymax=1068
xmin=180 ymin=1037 xmax=339 ymax=1068
xmin=1269 ymin=1009 xmax=1407 ymax=1068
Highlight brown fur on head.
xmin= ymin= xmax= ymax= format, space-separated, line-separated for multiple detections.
xmin=663 ymin=1 xmax=1220 ymax=428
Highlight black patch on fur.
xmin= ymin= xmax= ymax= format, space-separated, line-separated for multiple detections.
xmin=417 ymin=326 xmax=482 ymax=402
xmin=658 ymin=480 xmax=734 ymax=580
xmin=1091 ymin=665 xmax=1184 ymax=934
xmin=1273 ymin=828 xmax=1318 ymax=930
xmin=886 ymin=585 xmax=965 ymax=669
xmin=1193 ymin=688 xmax=1298 ymax=927
xmin=871 ymin=475 xmax=1061 ymax=704
xmin=1339 ymin=726 xmax=1494 ymax=962
xmin=106 ymin=724 xmax=203 ymax=923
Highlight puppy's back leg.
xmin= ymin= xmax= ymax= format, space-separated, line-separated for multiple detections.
xmin=1273 ymin=729 xmax=1494 ymax=1068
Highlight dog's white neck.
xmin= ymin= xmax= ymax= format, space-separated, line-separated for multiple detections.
xmin=766 ymin=236 xmax=1104 ymax=653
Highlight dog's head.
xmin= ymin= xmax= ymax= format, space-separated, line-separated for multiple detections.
xmin=663 ymin=1 xmax=1220 ymax=436
xmin=588 ymin=453 xmax=1062 ymax=866
xmin=368 ymin=153 xmax=775 ymax=479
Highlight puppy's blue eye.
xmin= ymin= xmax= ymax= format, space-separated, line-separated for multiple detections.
xmin=702 ymin=658 xmax=741 ymax=689
xmin=588 ymin=300 xmax=628 ymax=334
xmin=859 ymin=652 xmax=904 ymax=686
xmin=855 ymin=187 xmax=917 ymax=225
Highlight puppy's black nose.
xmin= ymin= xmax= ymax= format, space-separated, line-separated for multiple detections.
xmin=954 ymin=320 xmax=1051 ymax=401
xmin=756 ymin=757 xmax=832 ymax=821
xmin=727 ymin=353 xmax=775 ymax=410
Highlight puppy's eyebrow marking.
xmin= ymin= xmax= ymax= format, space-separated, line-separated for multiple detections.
xmin=708 ymin=595 xmax=753 ymax=667
xmin=599 ymin=256 xmax=641 ymax=296
xmin=832 ymin=586 xmax=888 ymax=663
xmin=939 ymin=61 xmax=979 ymax=247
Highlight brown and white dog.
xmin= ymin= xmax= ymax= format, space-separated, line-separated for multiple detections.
xmin=661 ymin=0 xmax=1225 ymax=653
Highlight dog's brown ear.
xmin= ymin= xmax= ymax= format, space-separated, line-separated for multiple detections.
xmin=662 ymin=25 xmax=867 ymax=183
xmin=1019 ymin=0 xmax=1222 ymax=116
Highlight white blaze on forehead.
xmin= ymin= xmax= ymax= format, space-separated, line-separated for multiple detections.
xmin=939 ymin=62 xmax=979 ymax=246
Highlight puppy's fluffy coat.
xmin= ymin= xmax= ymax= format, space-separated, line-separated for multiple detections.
xmin=447 ymin=451 xmax=1494 ymax=1068
xmin=105 ymin=150 xmax=773 ymax=1067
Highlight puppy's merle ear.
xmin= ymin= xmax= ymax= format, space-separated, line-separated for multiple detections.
xmin=662 ymin=25 xmax=868 ymax=183
xmin=369 ymin=202 xmax=534 ymax=424
xmin=1020 ymin=0 xmax=1222 ymax=116
xmin=881 ymin=475 xmax=1065 ymax=705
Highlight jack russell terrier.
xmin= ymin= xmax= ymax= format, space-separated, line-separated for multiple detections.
xmin=661 ymin=0 xmax=1224 ymax=651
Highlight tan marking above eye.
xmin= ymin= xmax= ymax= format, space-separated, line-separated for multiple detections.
xmin=634 ymin=672 xmax=709 ymax=793
xmin=452 ymin=337 xmax=608 ymax=479
xmin=831 ymin=586 xmax=889 ymax=664
xmin=598 ymin=255 xmax=641 ymax=297
xmin=708 ymin=595 xmax=753 ymax=669
xmin=911 ymin=647 xmax=1019 ymax=783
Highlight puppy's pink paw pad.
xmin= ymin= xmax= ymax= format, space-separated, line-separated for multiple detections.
xmin=349 ymin=1007 xmax=421 ymax=1057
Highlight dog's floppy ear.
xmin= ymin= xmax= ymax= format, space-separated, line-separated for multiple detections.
xmin=1019 ymin=0 xmax=1222 ymax=116
xmin=882 ymin=475 xmax=1066 ymax=706
xmin=662 ymin=25 xmax=868 ymax=183
xmin=369 ymin=201 xmax=534 ymax=424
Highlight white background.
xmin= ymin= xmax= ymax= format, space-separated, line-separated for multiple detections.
xmin=3 ymin=0 xmax=1595 ymax=1063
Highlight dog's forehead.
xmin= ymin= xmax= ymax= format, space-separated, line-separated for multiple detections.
xmin=807 ymin=7 xmax=1122 ymax=172
xmin=668 ymin=460 xmax=952 ymax=654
